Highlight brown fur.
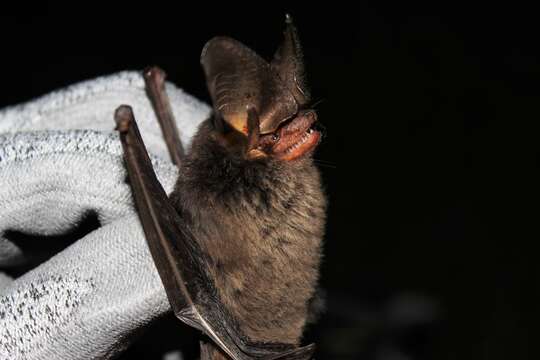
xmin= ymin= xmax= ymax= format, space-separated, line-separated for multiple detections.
xmin=169 ymin=119 xmax=326 ymax=345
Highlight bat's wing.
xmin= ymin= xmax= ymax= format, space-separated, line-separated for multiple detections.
xmin=143 ymin=67 xmax=185 ymax=166
xmin=114 ymin=106 xmax=315 ymax=360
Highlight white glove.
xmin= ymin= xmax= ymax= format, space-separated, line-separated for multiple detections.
xmin=0 ymin=71 xmax=210 ymax=359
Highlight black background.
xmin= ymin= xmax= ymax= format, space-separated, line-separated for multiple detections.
xmin=1 ymin=3 xmax=539 ymax=359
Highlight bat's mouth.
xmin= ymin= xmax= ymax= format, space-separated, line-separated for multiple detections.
xmin=257 ymin=110 xmax=321 ymax=161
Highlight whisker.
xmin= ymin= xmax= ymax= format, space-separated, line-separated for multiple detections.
xmin=313 ymin=158 xmax=337 ymax=169
xmin=310 ymin=98 xmax=325 ymax=110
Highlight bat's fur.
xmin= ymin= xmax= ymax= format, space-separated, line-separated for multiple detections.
xmin=170 ymin=118 xmax=326 ymax=345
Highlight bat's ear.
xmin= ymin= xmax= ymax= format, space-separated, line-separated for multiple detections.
xmin=271 ymin=14 xmax=311 ymax=106
xmin=201 ymin=36 xmax=298 ymax=136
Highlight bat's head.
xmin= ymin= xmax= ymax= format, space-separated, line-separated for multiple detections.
xmin=201 ymin=15 xmax=321 ymax=162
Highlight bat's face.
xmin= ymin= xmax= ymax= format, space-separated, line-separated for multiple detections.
xmin=201 ymin=18 xmax=321 ymax=163
xmin=256 ymin=109 xmax=320 ymax=161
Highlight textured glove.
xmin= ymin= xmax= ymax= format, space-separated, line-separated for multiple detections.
xmin=0 ymin=71 xmax=210 ymax=359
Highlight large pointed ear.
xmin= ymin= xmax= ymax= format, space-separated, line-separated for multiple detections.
xmin=201 ymin=37 xmax=298 ymax=135
xmin=271 ymin=14 xmax=310 ymax=106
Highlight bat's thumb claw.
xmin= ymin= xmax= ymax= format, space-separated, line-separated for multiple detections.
xmin=143 ymin=66 xmax=166 ymax=84
xmin=285 ymin=13 xmax=293 ymax=24
xmin=114 ymin=105 xmax=134 ymax=133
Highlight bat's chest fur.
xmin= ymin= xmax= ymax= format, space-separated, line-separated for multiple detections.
xmin=170 ymin=122 xmax=326 ymax=344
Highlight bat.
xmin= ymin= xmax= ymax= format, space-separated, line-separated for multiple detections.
xmin=114 ymin=15 xmax=326 ymax=360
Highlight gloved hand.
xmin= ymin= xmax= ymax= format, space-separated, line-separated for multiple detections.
xmin=0 ymin=71 xmax=210 ymax=359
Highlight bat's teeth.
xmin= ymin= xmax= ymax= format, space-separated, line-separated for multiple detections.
xmin=286 ymin=130 xmax=314 ymax=153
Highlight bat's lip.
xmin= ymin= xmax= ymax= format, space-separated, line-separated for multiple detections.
xmin=272 ymin=110 xmax=321 ymax=161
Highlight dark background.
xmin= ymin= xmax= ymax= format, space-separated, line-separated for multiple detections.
xmin=1 ymin=3 xmax=538 ymax=359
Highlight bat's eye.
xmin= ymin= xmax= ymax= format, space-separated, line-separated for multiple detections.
xmin=271 ymin=133 xmax=280 ymax=142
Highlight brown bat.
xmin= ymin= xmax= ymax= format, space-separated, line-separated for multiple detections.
xmin=114 ymin=15 xmax=326 ymax=360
